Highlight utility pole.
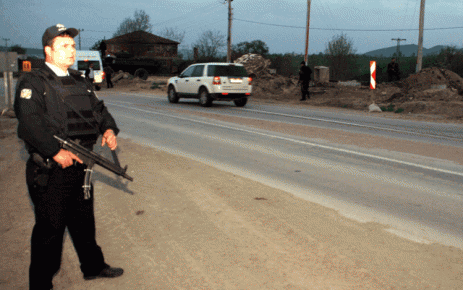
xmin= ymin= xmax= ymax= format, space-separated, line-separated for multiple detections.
xmin=2 ymin=38 xmax=10 ymax=51
xmin=416 ymin=0 xmax=426 ymax=73
xmin=304 ymin=0 xmax=311 ymax=65
xmin=391 ymin=38 xmax=406 ymax=63
xmin=78 ymin=29 xmax=84 ymax=50
xmin=226 ymin=0 xmax=233 ymax=63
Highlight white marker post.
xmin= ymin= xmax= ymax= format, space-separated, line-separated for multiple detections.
xmin=370 ymin=61 xmax=376 ymax=90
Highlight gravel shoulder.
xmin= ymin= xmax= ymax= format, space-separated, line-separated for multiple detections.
xmin=2 ymin=91 xmax=463 ymax=289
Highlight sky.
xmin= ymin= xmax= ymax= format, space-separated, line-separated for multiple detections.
xmin=1 ymin=0 xmax=462 ymax=55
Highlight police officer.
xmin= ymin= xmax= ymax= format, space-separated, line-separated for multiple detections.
xmin=298 ymin=61 xmax=312 ymax=101
xmin=14 ymin=24 xmax=123 ymax=290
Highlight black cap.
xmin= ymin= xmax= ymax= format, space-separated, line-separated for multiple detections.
xmin=300 ymin=61 xmax=306 ymax=65
xmin=42 ymin=24 xmax=79 ymax=47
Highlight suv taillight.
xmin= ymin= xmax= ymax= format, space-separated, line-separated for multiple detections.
xmin=248 ymin=77 xmax=252 ymax=85
xmin=213 ymin=76 xmax=221 ymax=85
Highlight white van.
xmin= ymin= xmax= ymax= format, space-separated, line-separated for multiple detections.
xmin=70 ymin=50 xmax=104 ymax=90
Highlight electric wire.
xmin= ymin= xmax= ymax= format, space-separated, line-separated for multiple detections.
xmin=234 ymin=18 xmax=463 ymax=32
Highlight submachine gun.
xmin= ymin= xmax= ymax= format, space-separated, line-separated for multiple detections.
xmin=54 ymin=135 xmax=134 ymax=199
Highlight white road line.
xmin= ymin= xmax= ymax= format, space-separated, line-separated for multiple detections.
xmin=239 ymin=108 xmax=460 ymax=140
xmin=107 ymin=101 xmax=463 ymax=178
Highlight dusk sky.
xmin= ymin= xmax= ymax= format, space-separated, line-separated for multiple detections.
xmin=1 ymin=0 xmax=462 ymax=55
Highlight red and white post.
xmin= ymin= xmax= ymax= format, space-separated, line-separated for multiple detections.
xmin=370 ymin=61 xmax=376 ymax=90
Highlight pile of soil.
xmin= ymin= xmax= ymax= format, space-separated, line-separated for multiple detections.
xmin=249 ymin=67 xmax=463 ymax=122
xmin=234 ymin=53 xmax=272 ymax=77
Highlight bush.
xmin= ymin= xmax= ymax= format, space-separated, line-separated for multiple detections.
xmin=150 ymin=82 xmax=161 ymax=89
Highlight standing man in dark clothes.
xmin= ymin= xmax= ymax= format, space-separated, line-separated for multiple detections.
xmin=299 ymin=61 xmax=312 ymax=101
xmin=85 ymin=62 xmax=94 ymax=84
xmin=104 ymin=65 xmax=114 ymax=88
xmin=387 ymin=58 xmax=401 ymax=82
xmin=14 ymin=23 xmax=124 ymax=290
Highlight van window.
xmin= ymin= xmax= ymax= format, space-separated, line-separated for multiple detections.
xmin=207 ymin=65 xmax=248 ymax=77
xmin=78 ymin=61 xmax=101 ymax=71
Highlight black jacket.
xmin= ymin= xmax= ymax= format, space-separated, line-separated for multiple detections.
xmin=14 ymin=65 xmax=119 ymax=158
xmin=299 ymin=65 xmax=312 ymax=82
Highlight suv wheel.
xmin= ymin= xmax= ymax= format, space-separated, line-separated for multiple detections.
xmin=168 ymin=86 xmax=180 ymax=103
xmin=199 ymin=88 xmax=213 ymax=107
xmin=234 ymin=98 xmax=248 ymax=107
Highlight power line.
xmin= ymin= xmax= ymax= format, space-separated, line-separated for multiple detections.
xmin=233 ymin=18 xmax=463 ymax=32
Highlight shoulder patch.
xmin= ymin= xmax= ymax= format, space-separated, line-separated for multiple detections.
xmin=20 ymin=89 xmax=32 ymax=99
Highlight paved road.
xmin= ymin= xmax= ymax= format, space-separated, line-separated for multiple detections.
xmin=97 ymin=91 xmax=463 ymax=250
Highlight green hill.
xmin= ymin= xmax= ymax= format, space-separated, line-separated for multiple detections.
xmin=363 ymin=44 xmax=447 ymax=57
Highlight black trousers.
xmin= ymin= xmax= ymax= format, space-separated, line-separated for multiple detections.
xmin=301 ymin=81 xmax=310 ymax=99
xmin=106 ymin=75 xmax=113 ymax=88
xmin=388 ymin=73 xmax=400 ymax=82
xmin=26 ymin=159 xmax=107 ymax=290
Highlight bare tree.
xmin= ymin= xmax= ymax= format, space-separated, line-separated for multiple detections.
xmin=158 ymin=27 xmax=185 ymax=43
xmin=113 ymin=10 xmax=153 ymax=37
xmin=324 ymin=33 xmax=358 ymax=81
xmin=192 ymin=30 xmax=226 ymax=61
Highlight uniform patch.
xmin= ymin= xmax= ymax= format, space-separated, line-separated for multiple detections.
xmin=20 ymin=89 xmax=32 ymax=99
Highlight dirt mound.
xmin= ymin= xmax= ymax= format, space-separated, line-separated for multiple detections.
xmin=108 ymin=71 xmax=164 ymax=91
xmin=251 ymin=75 xmax=299 ymax=100
xmin=401 ymin=67 xmax=463 ymax=95
xmin=234 ymin=54 xmax=272 ymax=77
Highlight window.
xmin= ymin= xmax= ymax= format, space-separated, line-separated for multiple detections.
xmin=207 ymin=65 xmax=248 ymax=77
xmin=78 ymin=61 xmax=101 ymax=70
xmin=180 ymin=66 xmax=195 ymax=77
xmin=191 ymin=65 xmax=205 ymax=77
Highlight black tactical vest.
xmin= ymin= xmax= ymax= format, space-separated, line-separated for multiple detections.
xmin=36 ymin=68 xmax=100 ymax=144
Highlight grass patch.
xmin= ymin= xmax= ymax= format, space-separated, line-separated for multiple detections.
xmin=150 ymin=82 xmax=161 ymax=89
xmin=380 ymin=104 xmax=395 ymax=112
xmin=395 ymin=108 xmax=405 ymax=113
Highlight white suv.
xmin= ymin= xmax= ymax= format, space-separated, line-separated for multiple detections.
xmin=167 ymin=63 xmax=252 ymax=107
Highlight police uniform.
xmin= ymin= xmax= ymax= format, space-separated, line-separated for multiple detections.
xmin=299 ymin=62 xmax=312 ymax=100
xmin=14 ymin=52 xmax=120 ymax=288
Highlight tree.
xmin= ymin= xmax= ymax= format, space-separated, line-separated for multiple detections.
xmin=158 ymin=27 xmax=185 ymax=43
xmin=113 ymin=10 xmax=153 ymax=37
xmin=9 ymin=45 xmax=26 ymax=55
xmin=90 ymin=39 xmax=104 ymax=51
xmin=324 ymin=33 xmax=358 ymax=81
xmin=192 ymin=30 xmax=226 ymax=61
xmin=233 ymin=40 xmax=269 ymax=57
xmin=90 ymin=39 xmax=107 ymax=57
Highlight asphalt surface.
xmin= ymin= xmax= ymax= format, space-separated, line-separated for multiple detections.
xmin=98 ymin=91 xmax=463 ymax=250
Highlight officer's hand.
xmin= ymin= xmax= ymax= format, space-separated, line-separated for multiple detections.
xmin=53 ymin=149 xmax=84 ymax=169
xmin=102 ymin=129 xmax=117 ymax=150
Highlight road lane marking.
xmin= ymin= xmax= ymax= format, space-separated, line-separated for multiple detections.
xmin=107 ymin=101 xmax=463 ymax=178
xmin=239 ymin=108 xmax=462 ymax=141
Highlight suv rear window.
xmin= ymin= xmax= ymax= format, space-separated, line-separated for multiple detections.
xmin=207 ymin=65 xmax=248 ymax=77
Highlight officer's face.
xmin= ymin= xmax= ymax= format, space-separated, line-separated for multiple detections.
xmin=46 ymin=36 xmax=76 ymax=70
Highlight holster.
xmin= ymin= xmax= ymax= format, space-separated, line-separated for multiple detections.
xmin=31 ymin=153 xmax=55 ymax=191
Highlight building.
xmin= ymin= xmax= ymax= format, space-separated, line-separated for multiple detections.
xmin=103 ymin=30 xmax=180 ymax=72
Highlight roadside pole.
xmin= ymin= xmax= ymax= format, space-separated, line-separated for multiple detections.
xmin=226 ymin=0 xmax=233 ymax=63
xmin=416 ymin=0 xmax=426 ymax=73
xmin=1 ymin=51 xmax=17 ymax=112
xmin=3 ymin=71 xmax=7 ymax=109
xmin=8 ymin=71 xmax=13 ymax=109
xmin=304 ymin=0 xmax=311 ymax=65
